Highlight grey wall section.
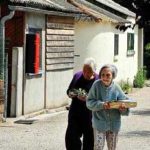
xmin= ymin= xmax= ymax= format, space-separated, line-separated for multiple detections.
xmin=11 ymin=47 xmax=23 ymax=117
xmin=23 ymin=12 xmax=45 ymax=114
xmin=46 ymin=70 xmax=72 ymax=108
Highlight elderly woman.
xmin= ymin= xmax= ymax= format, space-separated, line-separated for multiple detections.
xmin=65 ymin=58 xmax=99 ymax=150
xmin=86 ymin=64 xmax=130 ymax=150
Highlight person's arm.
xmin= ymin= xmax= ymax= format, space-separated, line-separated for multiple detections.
xmin=86 ymin=82 xmax=105 ymax=111
xmin=66 ymin=72 xmax=79 ymax=99
xmin=67 ymin=75 xmax=76 ymax=95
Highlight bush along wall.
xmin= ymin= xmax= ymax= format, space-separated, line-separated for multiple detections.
xmin=144 ymin=43 xmax=150 ymax=78
xmin=133 ymin=67 xmax=147 ymax=88
xmin=120 ymin=78 xmax=132 ymax=94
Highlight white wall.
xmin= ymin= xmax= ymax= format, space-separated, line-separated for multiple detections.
xmin=21 ymin=12 xmax=139 ymax=115
xmin=74 ymin=20 xmax=138 ymax=84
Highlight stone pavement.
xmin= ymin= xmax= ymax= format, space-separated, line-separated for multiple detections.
xmin=116 ymin=87 xmax=150 ymax=150
xmin=0 ymin=87 xmax=150 ymax=150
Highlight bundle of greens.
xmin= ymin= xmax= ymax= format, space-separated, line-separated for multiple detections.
xmin=78 ymin=88 xmax=87 ymax=97
xmin=69 ymin=88 xmax=87 ymax=97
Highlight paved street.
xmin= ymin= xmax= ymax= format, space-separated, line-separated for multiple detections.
xmin=0 ymin=87 xmax=150 ymax=150
xmin=117 ymin=87 xmax=150 ymax=150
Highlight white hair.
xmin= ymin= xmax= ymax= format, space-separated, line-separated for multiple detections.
xmin=83 ymin=57 xmax=97 ymax=72
xmin=99 ymin=64 xmax=118 ymax=79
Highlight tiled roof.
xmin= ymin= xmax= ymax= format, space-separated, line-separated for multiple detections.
xmin=8 ymin=0 xmax=133 ymax=23
xmin=72 ymin=0 xmax=131 ymax=23
xmin=96 ymin=0 xmax=135 ymax=17
xmin=8 ymin=0 xmax=81 ymax=13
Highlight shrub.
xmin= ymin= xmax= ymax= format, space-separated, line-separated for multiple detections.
xmin=133 ymin=67 xmax=147 ymax=88
xmin=120 ymin=78 xmax=132 ymax=94
xmin=144 ymin=43 xmax=150 ymax=78
xmin=145 ymin=43 xmax=150 ymax=50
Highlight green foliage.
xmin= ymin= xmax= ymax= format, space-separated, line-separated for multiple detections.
xmin=144 ymin=48 xmax=150 ymax=78
xmin=133 ymin=68 xmax=147 ymax=88
xmin=112 ymin=0 xmax=150 ymax=27
xmin=145 ymin=43 xmax=150 ymax=51
xmin=0 ymin=73 xmax=3 ymax=80
xmin=120 ymin=78 xmax=132 ymax=94
xmin=69 ymin=88 xmax=87 ymax=97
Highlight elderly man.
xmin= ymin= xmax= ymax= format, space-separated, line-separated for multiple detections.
xmin=65 ymin=58 xmax=99 ymax=150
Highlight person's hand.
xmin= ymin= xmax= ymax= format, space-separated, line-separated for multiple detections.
xmin=77 ymin=95 xmax=87 ymax=101
xmin=103 ymin=102 xmax=110 ymax=109
xmin=119 ymin=103 xmax=127 ymax=112
xmin=68 ymin=93 xmax=77 ymax=98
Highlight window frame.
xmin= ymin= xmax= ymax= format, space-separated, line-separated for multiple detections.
xmin=113 ymin=34 xmax=119 ymax=62
xmin=127 ymin=33 xmax=135 ymax=56
xmin=25 ymin=27 xmax=43 ymax=77
xmin=114 ymin=34 xmax=119 ymax=56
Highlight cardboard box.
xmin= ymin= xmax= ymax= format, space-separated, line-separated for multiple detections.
xmin=108 ymin=100 xmax=137 ymax=109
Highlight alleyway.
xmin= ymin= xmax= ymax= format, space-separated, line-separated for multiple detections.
xmin=0 ymin=87 xmax=150 ymax=150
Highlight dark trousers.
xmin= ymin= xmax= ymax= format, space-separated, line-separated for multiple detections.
xmin=65 ymin=116 xmax=94 ymax=150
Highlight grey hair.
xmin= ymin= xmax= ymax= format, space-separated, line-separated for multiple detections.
xmin=83 ymin=57 xmax=97 ymax=72
xmin=99 ymin=64 xmax=118 ymax=79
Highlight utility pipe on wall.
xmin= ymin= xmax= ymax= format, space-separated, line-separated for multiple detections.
xmin=0 ymin=10 xmax=15 ymax=79
xmin=0 ymin=10 xmax=15 ymax=120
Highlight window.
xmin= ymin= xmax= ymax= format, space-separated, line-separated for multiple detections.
xmin=25 ymin=28 xmax=42 ymax=76
xmin=114 ymin=34 xmax=119 ymax=56
xmin=127 ymin=33 xmax=135 ymax=56
xmin=29 ymin=28 xmax=42 ymax=70
xmin=113 ymin=34 xmax=119 ymax=62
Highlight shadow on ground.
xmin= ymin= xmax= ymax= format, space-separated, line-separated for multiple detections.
xmin=120 ymin=130 xmax=150 ymax=137
xmin=131 ymin=109 xmax=150 ymax=116
xmin=14 ymin=119 xmax=38 ymax=125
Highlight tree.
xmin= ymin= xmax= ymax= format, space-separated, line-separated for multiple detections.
xmin=113 ymin=0 xmax=150 ymax=28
